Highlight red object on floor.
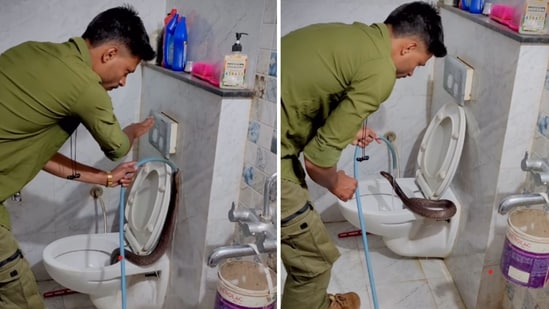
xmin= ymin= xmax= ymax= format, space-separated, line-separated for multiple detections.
xmin=43 ymin=288 xmax=78 ymax=298
xmin=338 ymin=229 xmax=368 ymax=238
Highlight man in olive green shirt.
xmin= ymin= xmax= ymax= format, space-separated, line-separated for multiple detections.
xmin=281 ymin=2 xmax=448 ymax=309
xmin=0 ymin=6 xmax=155 ymax=308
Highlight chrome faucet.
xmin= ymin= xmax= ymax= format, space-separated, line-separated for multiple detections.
xmin=228 ymin=202 xmax=260 ymax=223
xmin=208 ymin=201 xmax=277 ymax=267
xmin=261 ymin=173 xmax=277 ymax=222
xmin=498 ymin=192 xmax=549 ymax=214
xmin=521 ymin=152 xmax=549 ymax=185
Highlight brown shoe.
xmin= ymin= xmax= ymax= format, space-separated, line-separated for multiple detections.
xmin=328 ymin=292 xmax=361 ymax=309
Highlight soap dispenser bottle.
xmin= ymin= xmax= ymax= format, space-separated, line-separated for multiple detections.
xmin=220 ymin=32 xmax=248 ymax=89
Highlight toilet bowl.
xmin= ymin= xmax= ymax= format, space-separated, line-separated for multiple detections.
xmin=338 ymin=102 xmax=466 ymax=258
xmin=43 ymin=161 xmax=174 ymax=309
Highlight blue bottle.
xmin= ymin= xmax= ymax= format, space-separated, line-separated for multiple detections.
xmin=172 ymin=16 xmax=188 ymax=72
xmin=163 ymin=12 xmax=179 ymax=69
xmin=469 ymin=0 xmax=484 ymax=14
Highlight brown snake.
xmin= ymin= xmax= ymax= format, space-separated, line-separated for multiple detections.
xmin=110 ymin=170 xmax=180 ymax=266
xmin=380 ymin=171 xmax=456 ymax=220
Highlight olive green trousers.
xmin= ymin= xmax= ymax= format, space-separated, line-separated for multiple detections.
xmin=281 ymin=180 xmax=340 ymax=309
xmin=0 ymin=204 xmax=44 ymax=309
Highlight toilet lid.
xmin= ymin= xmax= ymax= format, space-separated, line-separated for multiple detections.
xmin=416 ymin=103 xmax=466 ymax=199
xmin=124 ymin=161 xmax=173 ymax=255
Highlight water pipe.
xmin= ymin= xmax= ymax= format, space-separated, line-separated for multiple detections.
xmin=118 ymin=157 xmax=178 ymax=309
xmin=353 ymin=134 xmax=398 ymax=309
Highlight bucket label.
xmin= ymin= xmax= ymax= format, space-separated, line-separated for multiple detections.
xmin=214 ymin=291 xmax=275 ymax=309
xmin=500 ymin=237 xmax=549 ymax=288
xmin=507 ymin=230 xmax=549 ymax=254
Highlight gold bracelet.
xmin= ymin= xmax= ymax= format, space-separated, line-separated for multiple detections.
xmin=106 ymin=171 xmax=113 ymax=187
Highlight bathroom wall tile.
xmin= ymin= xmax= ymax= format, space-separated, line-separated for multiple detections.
xmin=255 ymin=145 xmax=268 ymax=172
xmin=269 ymin=51 xmax=277 ymax=77
xmin=243 ymin=164 xmax=255 ymax=187
xmin=238 ymin=182 xmax=253 ymax=208
xmin=254 ymin=75 xmax=267 ymax=99
xmin=537 ymin=113 xmax=549 ymax=139
xmin=263 ymin=0 xmax=276 ymax=25
xmin=244 ymin=141 xmax=258 ymax=166
xmin=258 ymin=121 xmax=274 ymax=150
xmin=270 ymin=128 xmax=277 ymax=155
xmin=256 ymin=49 xmax=271 ymax=76
xmin=248 ymin=121 xmax=261 ymax=144
xmin=264 ymin=76 xmax=277 ymax=103
xmin=256 ymin=98 xmax=277 ymax=127
xmin=259 ymin=23 xmax=276 ymax=50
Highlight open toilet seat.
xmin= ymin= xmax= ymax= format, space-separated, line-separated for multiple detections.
xmin=125 ymin=161 xmax=173 ymax=255
xmin=338 ymin=102 xmax=466 ymax=246
xmin=416 ymin=102 xmax=466 ymax=199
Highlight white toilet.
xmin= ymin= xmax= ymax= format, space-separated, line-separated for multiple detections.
xmin=338 ymin=102 xmax=466 ymax=258
xmin=43 ymin=161 xmax=174 ymax=309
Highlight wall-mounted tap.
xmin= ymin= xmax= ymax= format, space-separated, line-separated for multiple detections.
xmin=228 ymin=202 xmax=260 ymax=223
xmin=521 ymin=151 xmax=549 ymax=185
xmin=209 ymin=200 xmax=278 ymax=267
xmin=498 ymin=192 xmax=549 ymax=214
xmin=239 ymin=220 xmax=276 ymax=240
xmin=261 ymin=172 xmax=277 ymax=222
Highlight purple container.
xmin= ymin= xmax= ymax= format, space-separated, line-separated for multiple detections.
xmin=500 ymin=209 xmax=549 ymax=289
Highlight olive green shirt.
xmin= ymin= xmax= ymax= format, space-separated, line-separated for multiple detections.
xmin=0 ymin=37 xmax=130 ymax=203
xmin=281 ymin=22 xmax=396 ymax=187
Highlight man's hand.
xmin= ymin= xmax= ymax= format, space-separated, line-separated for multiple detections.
xmin=123 ymin=116 xmax=154 ymax=141
xmin=110 ymin=161 xmax=138 ymax=187
xmin=352 ymin=127 xmax=380 ymax=148
xmin=329 ymin=170 xmax=357 ymax=201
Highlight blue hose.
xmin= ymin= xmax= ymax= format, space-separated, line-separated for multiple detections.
xmin=353 ymin=135 xmax=397 ymax=309
xmin=118 ymin=157 xmax=177 ymax=309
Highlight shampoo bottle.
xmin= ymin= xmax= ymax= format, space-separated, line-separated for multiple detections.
xmin=163 ymin=12 xmax=179 ymax=69
xmin=220 ymin=32 xmax=248 ymax=89
xmin=172 ymin=16 xmax=188 ymax=72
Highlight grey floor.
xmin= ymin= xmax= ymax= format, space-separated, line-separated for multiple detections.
xmin=281 ymin=221 xmax=467 ymax=309
xmin=40 ymin=220 xmax=466 ymax=309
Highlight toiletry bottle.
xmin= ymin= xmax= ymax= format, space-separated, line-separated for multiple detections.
xmin=159 ymin=8 xmax=178 ymax=67
xmin=220 ymin=32 xmax=248 ymax=89
xmin=163 ymin=12 xmax=179 ymax=69
xmin=469 ymin=0 xmax=484 ymax=14
xmin=172 ymin=16 xmax=188 ymax=72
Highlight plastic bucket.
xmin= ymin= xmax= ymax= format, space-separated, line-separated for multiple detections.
xmin=500 ymin=208 xmax=549 ymax=288
xmin=214 ymin=260 xmax=277 ymax=309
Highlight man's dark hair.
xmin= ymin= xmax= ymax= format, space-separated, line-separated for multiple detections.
xmin=82 ymin=5 xmax=155 ymax=61
xmin=385 ymin=1 xmax=447 ymax=57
